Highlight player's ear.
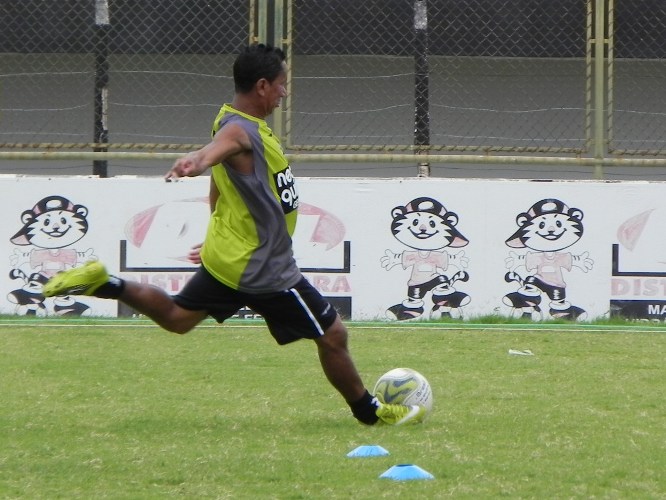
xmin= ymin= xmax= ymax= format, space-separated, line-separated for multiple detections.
xmin=255 ymin=78 xmax=269 ymax=96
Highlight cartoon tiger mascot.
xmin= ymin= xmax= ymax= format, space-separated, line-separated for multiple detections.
xmin=381 ymin=196 xmax=470 ymax=320
xmin=8 ymin=195 xmax=96 ymax=316
xmin=503 ymin=198 xmax=594 ymax=320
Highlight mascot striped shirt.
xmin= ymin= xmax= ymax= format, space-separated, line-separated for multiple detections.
xmin=200 ymin=104 xmax=301 ymax=293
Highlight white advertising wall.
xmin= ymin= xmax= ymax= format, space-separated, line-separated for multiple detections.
xmin=2 ymin=175 xmax=665 ymax=322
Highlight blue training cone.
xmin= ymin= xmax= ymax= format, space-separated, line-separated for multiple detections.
xmin=379 ymin=464 xmax=435 ymax=481
xmin=347 ymin=445 xmax=390 ymax=457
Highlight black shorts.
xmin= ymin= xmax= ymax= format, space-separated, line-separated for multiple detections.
xmin=174 ymin=266 xmax=338 ymax=345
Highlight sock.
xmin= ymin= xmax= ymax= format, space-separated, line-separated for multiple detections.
xmin=349 ymin=389 xmax=380 ymax=425
xmin=94 ymin=275 xmax=125 ymax=299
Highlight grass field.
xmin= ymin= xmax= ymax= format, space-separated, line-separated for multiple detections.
xmin=1 ymin=318 xmax=666 ymax=499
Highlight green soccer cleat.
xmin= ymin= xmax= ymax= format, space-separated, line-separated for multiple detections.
xmin=375 ymin=402 xmax=426 ymax=425
xmin=42 ymin=260 xmax=110 ymax=297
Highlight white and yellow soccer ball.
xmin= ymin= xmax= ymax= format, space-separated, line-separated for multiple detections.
xmin=373 ymin=367 xmax=433 ymax=414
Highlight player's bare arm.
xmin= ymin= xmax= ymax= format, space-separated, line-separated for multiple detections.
xmin=164 ymin=123 xmax=252 ymax=181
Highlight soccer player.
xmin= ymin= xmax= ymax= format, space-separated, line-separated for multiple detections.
xmin=43 ymin=43 xmax=425 ymax=426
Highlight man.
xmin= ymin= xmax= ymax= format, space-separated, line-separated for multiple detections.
xmin=43 ymin=44 xmax=425 ymax=426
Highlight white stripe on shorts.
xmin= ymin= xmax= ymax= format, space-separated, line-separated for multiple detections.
xmin=289 ymin=287 xmax=325 ymax=337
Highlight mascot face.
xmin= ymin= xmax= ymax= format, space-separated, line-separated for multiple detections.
xmin=506 ymin=199 xmax=584 ymax=252
xmin=10 ymin=196 xmax=89 ymax=250
xmin=391 ymin=197 xmax=468 ymax=251
xmin=521 ymin=212 xmax=582 ymax=251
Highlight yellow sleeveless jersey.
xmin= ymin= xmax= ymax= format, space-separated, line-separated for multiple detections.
xmin=200 ymin=105 xmax=301 ymax=293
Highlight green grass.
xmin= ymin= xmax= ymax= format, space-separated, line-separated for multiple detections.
xmin=1 ymin=319 xmax=666 ymax=499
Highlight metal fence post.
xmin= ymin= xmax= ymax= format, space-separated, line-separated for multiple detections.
xmin=414 ymin=0 xmax=430 ymax=177
xmin=283 ymin=0 xmax=293 ymax=149
xmin=272 ymin=0 xmax=285 ymax=142
xmin=606 ymin=0 xmax=615 ymax=162
xmin=256 ymin=0 xmax=270 ymax=43
xmin=593 ymin=0 xmax=607 ymax=179
xmin=93 ymin=0 xmax=110 ymax=178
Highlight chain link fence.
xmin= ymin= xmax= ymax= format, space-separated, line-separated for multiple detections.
xmin=1 ymin=0 xmax=665 ymax=176
xmin=0 ymin=0 xmax=249 ymax=153
xmin=609 ymin=0 xmax=666 ymax=155
xmin=288 ymin=0 xmax=590 ymax=154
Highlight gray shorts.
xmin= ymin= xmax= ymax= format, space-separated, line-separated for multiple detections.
xmin=174 ymin=265 xmax=338 ymax=344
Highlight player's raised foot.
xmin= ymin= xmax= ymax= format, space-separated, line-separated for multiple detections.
xmin=42 ymin=261 xmax=109 ymax=297
xmin=376 ymin=402 xmax=426 ymax=425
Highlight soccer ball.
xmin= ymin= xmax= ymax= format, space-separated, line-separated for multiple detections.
xmin=373 ymin=367 xmax=433 ymax=413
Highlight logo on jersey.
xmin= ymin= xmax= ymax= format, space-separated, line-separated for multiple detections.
xmin=274 ymin=165 xmax=299 ymax=214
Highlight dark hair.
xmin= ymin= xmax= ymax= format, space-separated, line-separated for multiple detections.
xmin=233 ymin=44 xmax=286 ymax=93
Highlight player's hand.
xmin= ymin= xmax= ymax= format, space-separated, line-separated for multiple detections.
xmin=164 ymin=152 xmax=205 ymax=181
xmin=188 ymin=243 xmax=203 ymax=264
